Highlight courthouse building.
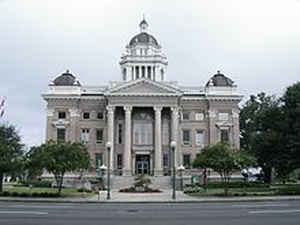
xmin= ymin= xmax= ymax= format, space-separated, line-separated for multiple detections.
xmin=42 ymin=19 xmax=242 ymax=177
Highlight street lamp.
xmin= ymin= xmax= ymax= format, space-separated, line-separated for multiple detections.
xmin=177 ymin=165 xmax=185 ymax=191
xmin=106 ymin=141 xmax=112 ymax=200
xmin=170 ymin=140 xmax=176 ymax=200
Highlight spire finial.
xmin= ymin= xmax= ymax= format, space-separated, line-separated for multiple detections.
xmin=139 ymin=14 xmax=148 ymax=33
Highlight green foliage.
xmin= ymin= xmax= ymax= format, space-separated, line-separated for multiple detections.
xmin=0 ymin=191 xmax=60 ymax=198
xmin=21 ymin=180 xmax=52 ymax=188
xmin=193 ymin=142 xmax=255 ymax=196
xmin=282 ymin=82 xmax=300 ymax=169
xmin=134 ymin=176 xmax=151 ymax=188
xmin=240 ymin=93 xmax=290 ymax=183
xmin=35 ymin=141 xmax=91 ymax=194
xmin=0 ymin=123 xmax=23 ymax=192
xmin=24 ymin=146 xmax=45 ymax=180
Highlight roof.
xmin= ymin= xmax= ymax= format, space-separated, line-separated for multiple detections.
xmin=52 ymin=70 xmax=81 ymax=86
xmin=129 ymin=32 xmax=159 ymax=47
xmin=206 ymin=71 xmax=234 ymax=87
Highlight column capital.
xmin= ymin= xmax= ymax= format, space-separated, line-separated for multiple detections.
xmin=106 ymin=105 xmax=115 ymax=113
xmin=154 ymin=106 xmax=163 ymax=112
xmin=124 ymin=105 xmax=132 ymax=112
xmin=171 ymin=106 xmax=180 ymax=113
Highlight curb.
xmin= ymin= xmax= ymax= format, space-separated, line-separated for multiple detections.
xmin=1 ymin=196 xmax=300 ymax=204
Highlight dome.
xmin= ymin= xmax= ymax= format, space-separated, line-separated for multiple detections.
xmin=206 ymin=71 xmax=234 ymax=87
xmin=129 ymin=32 xmax=159 ymax=47
xmin=53 ymin=70 xmax=80 ymax=86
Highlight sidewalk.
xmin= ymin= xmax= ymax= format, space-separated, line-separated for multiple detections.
xmin=1 ymin=189 xmax=300 ymax=203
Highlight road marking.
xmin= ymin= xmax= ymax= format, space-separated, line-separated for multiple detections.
xmin=232 ymin=204 xmax=290 ymax=208
xmin=249 ymin=209 xmax=300 ymax=214
xmin=0 ymin=211 xmax=48 ymax=215
xmin=8 ymin=204 xmax=74 ymax=209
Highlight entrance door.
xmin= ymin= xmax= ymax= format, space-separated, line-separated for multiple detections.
xmin=135 ymin=155 xmax=150 ymax=175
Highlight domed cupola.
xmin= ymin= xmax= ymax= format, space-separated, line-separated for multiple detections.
xmin=206 ymin=71 xmax=234 ymax=87
xmin=52 ymin=70 xmax=81 ymax=86
xmin=119 ymin=18 xmax=168 ymax=82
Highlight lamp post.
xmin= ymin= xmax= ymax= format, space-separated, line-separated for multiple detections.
xmin=170 ymin=141 xmax=176 ymax=200
xmin=106 ymin=141 xmax=112 ymax=200
xmin=177 ymin=165 xmax=185 ymax=191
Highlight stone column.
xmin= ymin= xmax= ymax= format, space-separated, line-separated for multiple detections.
xmin=69 ymin=108 xmax=80 ymax=142
xmin=208 ymin=109 xmax=217 ymax=145
xmin=232 ymin=108 xmax=240 ymax=149
xmin=46 ymin=108 xmax=55 ymax=141
xmin=154 ymin=106 xmax=163 ymax=176
xmin=107 ymin=105 xmax=115 ymax=170
xmin=171 ymin=107 xmax=180 ymax=167
xmin=123 ymin=105 xmax=132 ymax=176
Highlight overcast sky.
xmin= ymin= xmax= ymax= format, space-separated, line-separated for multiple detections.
xmin=1 ymin=0 xmax=300 ymax=147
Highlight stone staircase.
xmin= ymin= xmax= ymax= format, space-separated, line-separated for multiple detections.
xmin=111 ymin=176 xmax=171 ymax=190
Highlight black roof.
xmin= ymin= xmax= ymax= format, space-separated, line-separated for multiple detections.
xmin=129 ymin=32 xmax=159 ymax=47
xmin=53 ymin=70 xmax=80 ymax=86
xmin=206 ymin=71 xmax=234 ymax=87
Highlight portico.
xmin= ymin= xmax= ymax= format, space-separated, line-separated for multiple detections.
xmin=105 ymin=102 xmax=180 ymax=176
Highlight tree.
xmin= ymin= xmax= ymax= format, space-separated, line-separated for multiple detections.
xmin=25 ymin=146 xmax=45 ymax=181
xmin=282 ymin=82 xmax=300 ymax=169
xmin=40 ymin=141 xmax=90 ymax=194
xmin=193 ymin=142 xmax=255 ymax=196
xmin=0 ymin=124 xmax=23 ymax=192
xmin=240 ymin=93 xmax=288 ymax=183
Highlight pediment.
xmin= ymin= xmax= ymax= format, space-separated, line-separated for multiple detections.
xmin=108 ymin=79 xmax=182 ymax=95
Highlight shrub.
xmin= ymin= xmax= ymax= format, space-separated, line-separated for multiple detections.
xmin=21 ymin=180 xmax=52 ymax=188
xmin=183 ymin=186 xmax=204 ymax=194
xmin=77 ymin=188 xmax=92 ymax=193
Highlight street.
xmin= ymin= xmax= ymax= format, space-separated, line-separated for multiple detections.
xmin=1 ymin=201 xmax=300 ymax=225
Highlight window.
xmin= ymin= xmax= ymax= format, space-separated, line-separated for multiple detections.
xmin=162 ymin=119 xmax=170 ymax=145
xmin=83 ymin=112 xmax=90 ymax=119
xmin=221 ymin=129 xmax=229 ymax=142
xmin=182 ymin=112 xmax=190 ymax=120
xmin=117 ymin=154 xmax=123 ymax=170
xmin=147 ymin=66 xmax=151 ymax=79
xmin=81 ymin=128 xmax=90 ymax=143
xmin=183 ymin=154 xmax=191 ymax=169
xmin=195 ymin=113 xmax=204 ymax=121
xmin=195 ymin=130 xmax=204 ymax=146
xmin=163 ymin=154 xmax=169 ymax=168
xmin=95 ymin=153 xmax=103 ymax=169
xmin=118 ymin=123 xmax=123 ymax=144
xmin=182 ymin=130 xmax=191 ymax=145
xmin=96 ymin=129 xmax=103 ymax=144
xmin=133 ymin=122 xmax=153 ymax=145
xmin=97 ymin=112 xmax=104 ymax=120
xmin=58 ymin=111 xmax=66 ymax=119
xmin=142 ymin=66 xmax=145 ymax=77
xmin=57 ymin=128 xmax=65 ymax=142
xmin=219 ymin=113 xmax=229 ymax=121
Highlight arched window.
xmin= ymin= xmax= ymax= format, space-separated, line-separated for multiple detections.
xmin=142 ymin=66 xmax=145 ymax=78
xmin=161 ymin=69 xmax=164 ymax=81
xmin=147 ymin=66 xmax=151 ymax=79
xmin=122 ymin=68 xmax=126 ymax=81
xmin=136 ymin=66 xmax=139 ymax=79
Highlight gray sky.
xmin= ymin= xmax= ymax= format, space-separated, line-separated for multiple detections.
xmin=1 ymin=0 xmax=300 ymax=147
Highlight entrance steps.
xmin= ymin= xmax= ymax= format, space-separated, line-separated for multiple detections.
xmin=112 ymin=176 xmax=171 ymax=190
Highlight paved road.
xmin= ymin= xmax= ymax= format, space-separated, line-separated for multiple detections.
xmin=1 ymin=201 xmax=300 ymax=225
